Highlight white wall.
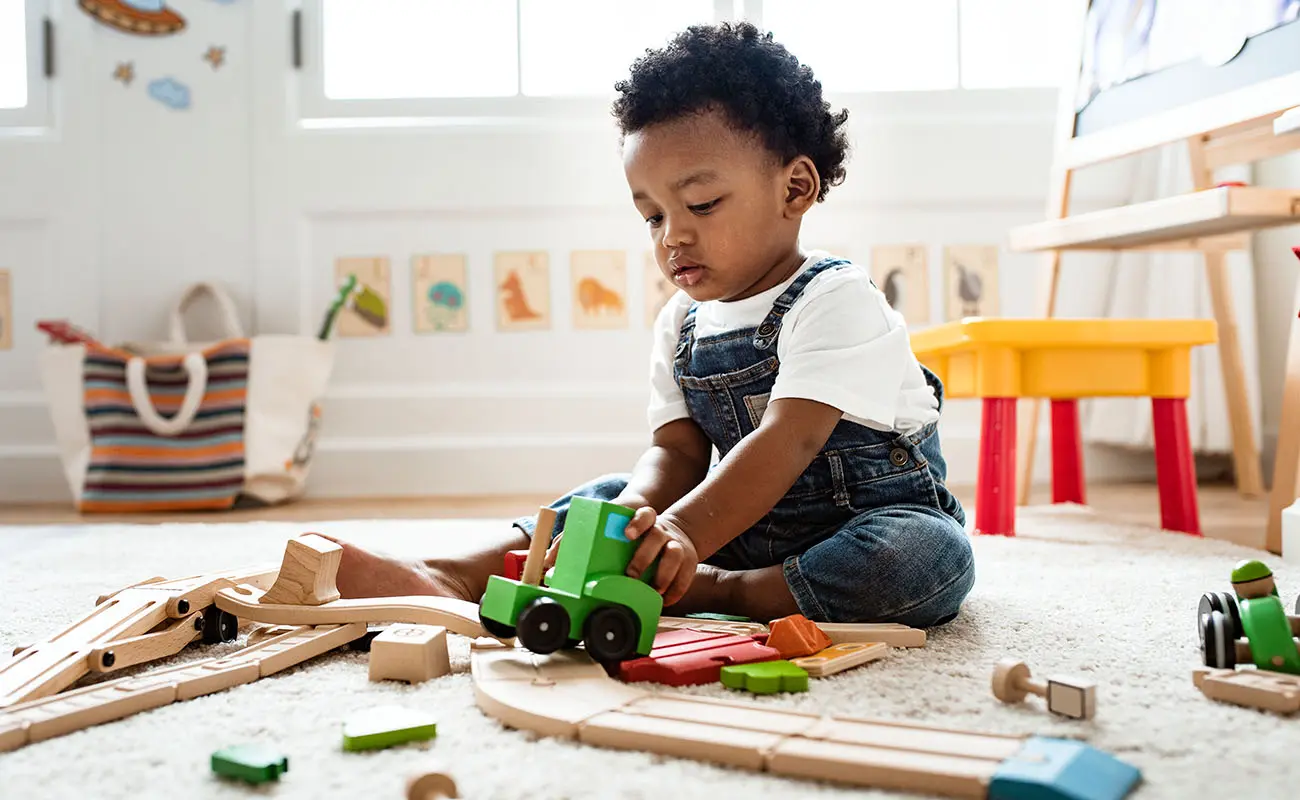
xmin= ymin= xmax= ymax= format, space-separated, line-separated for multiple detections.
xmin=1 ymin=1 xmax=1280 ymax=505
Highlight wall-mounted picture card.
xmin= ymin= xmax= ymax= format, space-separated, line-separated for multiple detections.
xmin=643 ymin=252 xmax=676 ymax=329
xmin=412 ymin=254 xmax=468 ymax=333
xmin=0 ymin=270 xmax=11 ymax=350
xmin=871 ymin=244 xmax=930 ymax=325
xmin=943 ymin=245 xmax=1000 ymax=321
xmin=334 ymin=256 xmax=391 ymax=337
xmin=571 ymin=250 xmax=628 ymax=330
xmin=494 ymin=251 xmax=550 ymax=331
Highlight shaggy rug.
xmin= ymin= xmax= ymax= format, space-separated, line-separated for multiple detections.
xmin=0 ymin=505 xmax=1295 ymax=799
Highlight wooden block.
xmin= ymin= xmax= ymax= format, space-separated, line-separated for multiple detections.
xmin=1046 ymin=676 xmax=1097 ymax=720
xmin=792 ymin=642 xmax=889 ymax=677
xmin=503 ymin=550 xmax=528 ymax=581
xmin=817 ymin=623 xmax=926 ymax=648
xmin=720 ymin=660 xmax=809 ymax=694
xmin=617 ymin=629 xmax=782 ymax=686
xmin=766 ymin=614 xmax=832 ymax=658
xmin=370 ymin=625 xmax=451 ymax=684
xmin=211 ymin=743 xmax=290 ymax=784
xmin=260 ymin=534 xmax=343 ymax=607
xmin=342 ymin=705 xmax=438 ymax=752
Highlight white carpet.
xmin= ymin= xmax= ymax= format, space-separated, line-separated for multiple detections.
xmin=1 ymin=505 xmax=1296 ymax=799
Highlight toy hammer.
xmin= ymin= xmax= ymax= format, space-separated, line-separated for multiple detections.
xmin=991 ymin=658 xmax=1096 ymax=720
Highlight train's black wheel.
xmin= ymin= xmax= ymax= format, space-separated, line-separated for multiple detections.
xmin=583 ymin=605 xmax=640 ymax=663
xmin=1198 ymin=591 xmax=1239 ymax=644
xmin=517 ymin=597 xmax=570 ymax=654
xmin=202 ymin=606 xmax=238 ymax=644
xmin=480 ymin=615 xmax=517 ymax=640
xmin=1202 ymin=609 xmax=1237 ymax=669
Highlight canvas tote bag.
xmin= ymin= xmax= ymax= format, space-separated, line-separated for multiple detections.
xmin=39 ymin=283 xmax=336 ymax=511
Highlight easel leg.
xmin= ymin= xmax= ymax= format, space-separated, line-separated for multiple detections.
xmin=1018 ymin=167 xmax=1073 ymax=507
xmin=1265 ymin=282 xmax=1300 ymax=554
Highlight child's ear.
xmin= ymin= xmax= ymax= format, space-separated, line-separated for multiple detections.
xmin=782 ymin=156 xmax=820 ymax=218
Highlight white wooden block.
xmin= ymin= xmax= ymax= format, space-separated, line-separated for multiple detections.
xmin=369 ymin=625 xmax=451 ymax=684
xmin=1282 ymin=499 xmax=1300 ymax=565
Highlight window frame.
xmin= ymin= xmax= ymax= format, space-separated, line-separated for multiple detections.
xmin=0 ymin=0 xmax=52 ymax=132
xmin=292 ymin=0 xmax=1074 ymax=129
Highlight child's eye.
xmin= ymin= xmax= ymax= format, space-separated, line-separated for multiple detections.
xmin=645 ymin=214 xmax=663 ymax=227
xmin=688 ymin=199 xmax=719 ymax=215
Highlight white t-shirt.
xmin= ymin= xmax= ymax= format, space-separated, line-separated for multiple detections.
xmin=647 ymin=250 xmax=940 ymax=435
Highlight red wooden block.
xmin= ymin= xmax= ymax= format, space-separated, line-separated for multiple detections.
xmin=617 ymin=629 xmax=780 ymax=686
xmin=503 ymin=550 xmax=529 ymax=581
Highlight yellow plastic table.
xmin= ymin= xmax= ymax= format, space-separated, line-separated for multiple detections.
xmin=910 ymin=318 xmax=1218 ymax=537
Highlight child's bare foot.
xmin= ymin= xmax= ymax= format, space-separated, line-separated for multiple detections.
xmin=315 ymin=535 xmax=475 ymax=602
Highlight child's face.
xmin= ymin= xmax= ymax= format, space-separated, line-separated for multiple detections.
xmin=623 ymin=108 xmax=811 ymax=303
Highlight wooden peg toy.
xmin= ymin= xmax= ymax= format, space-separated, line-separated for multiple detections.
xmin=369 ymin=625 xmax=451 ymax=684
xmin=259 ymin=534 xmax=343 ymax=606
xmin=520 ymin=507 xmax=557 ymax=587
xmin=407 ymin=768 xmax=459 ymax=799
xmin=992 ymin=658 xmax=1096 ymax=720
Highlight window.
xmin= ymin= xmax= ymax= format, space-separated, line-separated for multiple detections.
xmin=0 ymin=0 xmax=50 ymax=130
xmin=300 ymin=0 xmax=1078 ymax=123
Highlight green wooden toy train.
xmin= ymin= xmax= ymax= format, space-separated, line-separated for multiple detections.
xmin=1199 ymin=559 xmax=1300 ymax=673
xmin=478 ymin=497 xmax=663 ymax=663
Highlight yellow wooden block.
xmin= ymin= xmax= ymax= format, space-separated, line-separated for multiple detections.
xmin=910 ymin=319 xmax=1217 ymax=399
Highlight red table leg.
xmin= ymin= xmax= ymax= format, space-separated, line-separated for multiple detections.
xmin=976 ymin=397 xmax=1017 ymax=536
xmin=1152 ymin=397 xmax=1201 ymax=536
xmin=1050 ymin=399 xmax=1086 ymax=505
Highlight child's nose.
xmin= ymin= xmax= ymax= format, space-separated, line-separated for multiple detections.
xmin=661 ymin=214 xmax=694 ymax=248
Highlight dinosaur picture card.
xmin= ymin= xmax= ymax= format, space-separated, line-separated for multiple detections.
xmin=494 ymin=251 xmax=550 ymax=332
xmin=412 ymin=254 xmax=468 ymax=333
xmin=871 ymin=244 xmax=929 ymax=325
xmin=643 ymin=252 xmax=676 ymax=329
xmin=571 ymin=250 xmax=628 ymax=330
xmin=334 ymin=257 xmax=392 ymax=337
xmin=943 ymin=245 xmax=999 ymax=321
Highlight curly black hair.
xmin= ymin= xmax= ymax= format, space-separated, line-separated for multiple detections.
xmin=612 ymin=21 xmax=850 ymax=202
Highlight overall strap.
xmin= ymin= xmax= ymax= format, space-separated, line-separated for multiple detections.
xmin=673 ymin=302 xmax=700 ymax=369
xmin=753 ymin=257 xmax=851 ymax=351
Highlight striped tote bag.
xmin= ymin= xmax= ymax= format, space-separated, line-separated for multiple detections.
xmin=40 ymin=283 xmax=335 ymax=512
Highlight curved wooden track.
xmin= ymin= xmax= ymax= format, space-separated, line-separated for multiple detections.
xmin=214 ymin=584 xmax=487 ymax=639
xmin=469 ymin=639 xmax=1140 ymax=800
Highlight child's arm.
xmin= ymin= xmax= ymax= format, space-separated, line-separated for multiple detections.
xmin=623 ymin=397 xmax=843 ymax=604
xmin=612 ymin=418 xmax=713 ymax=512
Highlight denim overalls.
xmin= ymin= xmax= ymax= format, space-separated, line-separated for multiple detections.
xmin=516 ymin=257 xmax=975 ymax=627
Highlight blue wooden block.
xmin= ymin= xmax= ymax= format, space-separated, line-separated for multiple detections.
xmin=989 ymin=736 xmax=1141 ymax=800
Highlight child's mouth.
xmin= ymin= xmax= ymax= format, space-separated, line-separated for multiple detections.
xmin=672 ymin=263 xmax=704 ymax=286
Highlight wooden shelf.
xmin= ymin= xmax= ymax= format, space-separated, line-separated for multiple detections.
xmin=1008 ymin=186 xmax=1300 ymax=252
xmin=1276 ymin=106 xmax=1300 ymax=136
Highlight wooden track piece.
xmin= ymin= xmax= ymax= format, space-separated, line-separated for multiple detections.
xmin=816 ymin=623 xmax=926 ymax=649
xmin=87 ymin=611 xmax=204 ymax=673
xmin=792 ymin=642 xmax=889 ymax=677
xmin=95 ymin=576 xmax=166 ymax=607
xmin=1193 ymin=667 xmax=1300 ymax=714
xmin=657 ymin=617 xmax=769 ymax=637
xmin=214 ymin=584 xmax=487 ymax=640
xmin=0 ymin=624 xmax=365 ymax=752
xmin=259 ymin=534 xmax=343 ymax=606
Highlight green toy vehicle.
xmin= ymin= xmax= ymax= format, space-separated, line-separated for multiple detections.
xmin=1199 ymin=559 xmax=1300 ymax=673
xmin=478 ymin=497 xmax=663 ymax=663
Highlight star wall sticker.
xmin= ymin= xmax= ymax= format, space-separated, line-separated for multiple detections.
xmin=203 ymin=46 xmax=226 ymax=69
xmin=113 ymin=62 xmax=134 ymax=86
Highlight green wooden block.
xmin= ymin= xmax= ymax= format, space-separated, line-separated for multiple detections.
xmin=685 ymin=612 xmax=752 ymax=622
xmin=211 ymin=744 xmax=289 ymax=784
xmin=720 ymin=660 xmax=809 ymax=694
xmin=342 ymin=705 xmax=438 ymax=752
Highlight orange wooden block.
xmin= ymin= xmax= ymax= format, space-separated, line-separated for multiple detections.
xmin=765 ymin=615 xmax=831 ymax=659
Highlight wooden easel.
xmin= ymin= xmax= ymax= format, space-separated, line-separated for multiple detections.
xmin=1010 ymin=3 xmax=1300 ymax=554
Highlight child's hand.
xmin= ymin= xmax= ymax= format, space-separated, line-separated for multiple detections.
xmin=542 ymin=533 xmax=562 ymax=570
xmin=624 ymin=510 xmax=699 ymax=607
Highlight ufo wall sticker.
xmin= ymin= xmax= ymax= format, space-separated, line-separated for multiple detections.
xmin=79 ymin=0 xmax=187 ymax=36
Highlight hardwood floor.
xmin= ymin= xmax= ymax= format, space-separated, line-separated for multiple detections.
xmin=0 ymin=480 xmax=1271 ymax=549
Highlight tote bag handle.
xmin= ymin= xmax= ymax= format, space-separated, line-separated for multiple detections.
xmin=169 ymin=283 xmax=245 ymax=345
xmin=125 ymin=353 xmax=209 ymax=436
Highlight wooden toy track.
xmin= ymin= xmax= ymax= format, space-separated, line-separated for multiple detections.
xmin=471 ymin=641 xmax=1142 ymax=800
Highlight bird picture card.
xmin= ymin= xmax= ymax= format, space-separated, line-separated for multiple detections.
xmin=334 ymin=256 xmax=391 ymax=337
xmin=943 ymin=245 xmax=999 ymax=321
xmin=571 ymin=250 xmax=628 ymax=330
xmin=0 ymin=269 xmax=10 ymax=350
xmin=412 ymin=254 xmax=468 ymax=333
xmin=644 ymin=252 xmax=676 ymax=329
xmin=871 ymin=244 xmax=930 ymax=325
xmin=494 ymin=251 xmax=550 ymax=331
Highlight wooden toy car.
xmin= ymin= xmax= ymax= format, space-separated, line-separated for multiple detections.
xmin=477 ymin=497 xmax=663 ymax=663
xmin=1199 ymin=559 xmax=1300 ymax=673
